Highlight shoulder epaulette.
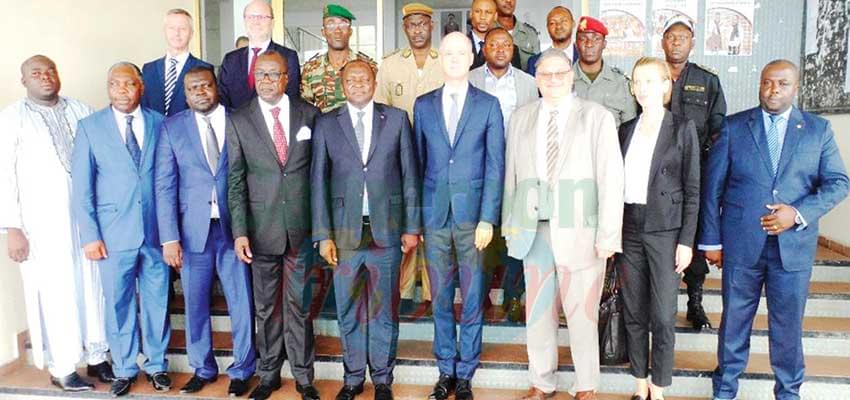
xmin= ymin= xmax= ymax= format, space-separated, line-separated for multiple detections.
xmin=610 ymin=65 xmax=630 ymax=80
xmin=383 ymin=48 xmax=401 ymax=59
xmin=695 ymin=63 xmax=719 ymax=76
xmin=522 ymin=21 xmax=539 ymax=35
xmin=306 ymin=52 xmax=322 ymax=63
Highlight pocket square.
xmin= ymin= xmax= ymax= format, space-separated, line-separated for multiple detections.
xmin=296 ymin=126 xmax=312 ymax=141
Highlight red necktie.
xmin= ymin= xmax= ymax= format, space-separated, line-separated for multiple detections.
xmin=247 ymin=47 xmax=261 ymax=90
xmin=270 ymin=107 xmax=288 ymax=165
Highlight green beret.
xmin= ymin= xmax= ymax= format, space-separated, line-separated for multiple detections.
xmin=323 ymin=4 xmax=356 ymax=21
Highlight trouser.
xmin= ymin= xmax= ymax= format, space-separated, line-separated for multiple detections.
xmin=99 ymin=245 xmax=171 ymax=378
xmin=425 ymin=215 xmax=485 ymax=380
xmin=523 ymin=222 xmax=605 ymax=394
xmin=713 ymin=236 xmax=811 ymax=400
xmin=334 ymin=219 xmax=402 ymax=386
xmin=181 ymin=220 xmax=255 ymax=380
xmin=619 ymin=204 xmax=680 ymax=387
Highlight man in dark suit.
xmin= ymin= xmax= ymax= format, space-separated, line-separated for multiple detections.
xmin=226 ymin=50 xmax=320 ymax=400
xmin=468 ymin=0 xmax=520 ymax=70
xmin=218 ymin=0 xmax=300 ymax=109
xmin=71 ymin=62 xmax=171 ymax=397
xmin=154 ymin=66 xmax=255 ymax=396
xmin=141 ymin=8 xmax=212 ymax=116
xmin=700 ymin=60 xmax=849 ymax=400
xmin=311 ymin=60 xmax=421 ymax=400
xmin=413 ymin=32 xmax=505 ymax=400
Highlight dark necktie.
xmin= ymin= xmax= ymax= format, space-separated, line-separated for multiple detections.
xmin=125 ymin=115 xmax=141 ymax=168
xmin=247 ymin=47 xmax=262 ymax=90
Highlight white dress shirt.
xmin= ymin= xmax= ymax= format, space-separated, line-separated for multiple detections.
xmin=484 ymin=66 xmax=517 ymax=130
xmin=442 ymin=83 xmax=468 ymax=137
xmin=112 ymin=106 xmax=144 ymax=147
xmin=535 ymin=96 xmax=572 ymax=179
xmin=247 ymin=39 xmax=272 ymax=70
xmin=195 ymin=104 xmax=226 ymax=218
xmin=346 ymin=101 xmax=374 ymax=216
xmin=164 ymin=51 xmax=190 ymax=81
xmin=258 ymin=94 xmax=290 ymax=142
xmin=623 ymin=117 xmax=659 ymax=205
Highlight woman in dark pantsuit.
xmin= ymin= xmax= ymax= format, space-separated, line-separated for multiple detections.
xmin=618 ymin=57 xmax=701 ymax=400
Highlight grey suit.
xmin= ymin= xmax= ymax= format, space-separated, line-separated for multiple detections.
xmin=469 ymin=65 xmax=539 ymax=128
xmin=226 ymin=96 xmax=319 ymax=386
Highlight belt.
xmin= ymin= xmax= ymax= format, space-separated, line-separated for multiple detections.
xmin=362 ymin=216 xmax=370 ymax=225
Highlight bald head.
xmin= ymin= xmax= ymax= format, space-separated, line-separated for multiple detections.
xmin=244 ymin=0 xmax=274 ymax=43
xmin=20 ymin=55 xmax=61 ymax=106
xmin=439 ymin=32 xmax=473 ymax=81
xmin=21 ymin=55 xmax=55 ymax=75
xmin=244 ymin=0 xmax=273 ymax=18
xmin=763 ymin=59 xmax=799 ymax=80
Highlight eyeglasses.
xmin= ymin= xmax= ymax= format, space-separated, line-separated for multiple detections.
xmin=537 ymin=70 xmax=571 ymax=80
xmin=324 ymin=21 xmax=351 ymax=31
xmin=254 ymin=71 xmax=283 ymax=82
xmin=245 ymin=14 xmax=272 ymax=21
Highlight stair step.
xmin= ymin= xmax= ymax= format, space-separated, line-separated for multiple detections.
xmin=692 ymin=278 xmax=850 ymax=300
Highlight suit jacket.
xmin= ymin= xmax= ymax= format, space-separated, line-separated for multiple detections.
xmin=413 ymin=84 xmax=505 ymax=229
xmin=141 ymin=54 xmax=212 ymax=116
xmin=502 ymin=98 xmax=624 ymax=270
xmin=700 ymin=106 xmax=848 ymax=271
xmin=468 ymin=31 xmax=521 ymax=70
xmin=619 ymin=111 xmax=700 ymax=246
xmin=226 ymin=96 xmax=319 ymax=255
xmin=311 ymin=102 xmax=421 ymax=249
xmin=71 ymin=107 xmax=164 ymax=251
xmin=155 ymin=108 xmax=233 ymax=253
xmin=218 ymin=41 xmax=301 ymax=109
xmin=468 ymin=65 xmax=539 ymax=114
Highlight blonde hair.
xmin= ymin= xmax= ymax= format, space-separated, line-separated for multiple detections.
xmin=631 ymin=56 xmax=673 ymax=105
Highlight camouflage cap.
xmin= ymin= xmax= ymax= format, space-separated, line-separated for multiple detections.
xmin=323 ymin=4 xmax=356 ymax=21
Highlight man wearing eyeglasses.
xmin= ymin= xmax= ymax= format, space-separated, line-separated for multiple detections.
xmin=572 ymin=16 xmax=636 ymax=128
xmin=218 ymin=0 xmax=301 ymax=109
xmin=225 ymin=50 xmax=321 ymax=400
xmin=502 ymin=48 xmax=623 ymax=400
xmin=301 ymin=4 xmax=377 ymax=113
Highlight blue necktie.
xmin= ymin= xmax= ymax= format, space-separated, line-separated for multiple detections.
xmin=125 ymin=115 xmax=141 ymax=168
xmin=766 ymin=114 xmax=783 ymax=174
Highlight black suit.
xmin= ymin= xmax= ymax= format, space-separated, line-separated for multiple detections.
xmin=310 ymin=102 xmax=420 ymax=386
xmin=617 ymin=111 xmax=700 ymax=386
xmin=226 ymin=96 xmax=319 ymax=386
xmin=218 ymin=41 xmax=301 ymax=109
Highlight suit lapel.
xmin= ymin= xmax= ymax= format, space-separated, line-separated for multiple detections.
xmin=154 ymin=58 xmax=165 ymax=91
xmin=367 ymin=104 xmax=386 ymax=163
xmin=526 ymin=102 xmax=541 ymax=172
xmin=647 ymin=112 xmax=674 ymax=189
xmin=452 ymin=84 xmax=475 ymax=147
xmin=174 ymin=55 xmax=196 ymax=100
xmin=102 ymin=108 xmax=135 ymax=169
xmin=431 ymin=87 xmax=451 ymax=147
xmin=247 ymin=99 xmax=282 ymax=165
xmin=183 ymin=111 xmax=213 ymax=173
xmin=336 ymin=105 xmax=363 ymax=163
xmin=776 ymin=107 xmax=804 ymax=177
xmin=140 ymin=109 xmax=157 ymax=170
xmin=554 ymin=98 xmax=580 ymax=175
xmin=747 ymin=108 xmax=775 ymax=177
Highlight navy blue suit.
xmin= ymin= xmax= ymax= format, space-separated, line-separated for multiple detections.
xmin=413 ymin=84 xmax=504 ymax=380
xmin=154 ymin=108 xmax=255 ymax=380
xmin=701 ymin=106 xmax=848 ymax=399
xmin=141 ymin=54 xmax=212 ymax=116
xmin=71 ymin=107 xmax=170 ymax=378
xmin=311 ymin=102 xmax=420 ymax=386
xmin=218 ymin=41 xmax=300 ymax=109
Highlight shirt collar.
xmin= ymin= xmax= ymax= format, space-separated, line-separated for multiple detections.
xmin=166 ymin=51 xmax=190 ymax=64
xmin=112 ymin=105 xmax=142 ymax=121
xmin=346 ymin=100 xmax=374 ymax=117
xmin=195 ymin=104 xmax=225 ymax=121
xmin=259 ymin=94 xmax=289 ymax=113
xmin=485 ymin=65 xmax=514 ymax=81
xmin=443 ymin=82 xmax=469 ymax=99
xmin=249 ymin=39 xmax=272 ymax=53
xmin=762 ymin=106 xmax=793 ymax=122
xmin=541 ymin=93 xmax=572 ymax=115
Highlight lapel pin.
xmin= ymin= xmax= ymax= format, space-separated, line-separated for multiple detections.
xmin=796 ymin=124 xmax=802 ymax=129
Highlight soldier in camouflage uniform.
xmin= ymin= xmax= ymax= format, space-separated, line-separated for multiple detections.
xmin=494 ymin=0 xmax=540 ymax=71
xmin=573 ymin=16 xmax=637 ymax=127
xmin=301 ymin=4 xmax=377 ymax=113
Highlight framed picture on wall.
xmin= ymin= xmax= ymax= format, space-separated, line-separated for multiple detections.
xmin=440 ymin=11 xmax=463 ymax=36
xmin=800 ymin=0 xmax=850 ymax=114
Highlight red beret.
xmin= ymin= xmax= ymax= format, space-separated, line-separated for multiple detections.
xmin=577 ymin=16 xmax=608 ymax=36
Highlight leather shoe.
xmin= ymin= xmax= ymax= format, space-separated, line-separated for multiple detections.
xmin=146 ymin=371 xmax=172 ymax=392
xmin=630 ymin=395 xmax=647 ymax=400
xmin=50 ymin=372 xmax=94 ymax=392
xmin=180 ymin=375 xmax=216 ymax=394
xmin=374 ymin=383 xmax=393 ymax=400
xmin=110 ymin=376 xmax=136 ymax=397
xmin=335 ymin=383 xmax=364 ymax=400
xmin=428 ymin=374 xmax=455 ymax=400
xmin=297 ymin=382 xmax=321 ymax=400
xmin=86 ymin=361 xmax=115 ymax=383
xmin=455 ymin=379 xmax=473 ymax=400
xmin=249 ymin=380 xmax=282 ymax=400
xmin=575 ymin=390 xmax=598 ymax=400
xmin=229 ymin=378 xmax=249 ymax=397
xmin=517 ymin=387 xmax=555 ymax=400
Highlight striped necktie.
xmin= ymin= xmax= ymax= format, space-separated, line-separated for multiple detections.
xmin=164 ymin=57 xmax=178 ymax=114
xmin=125 ymin=115 xmax=142 ymax=169
xmin=766 ymin=114 xmax=783 ymax=174
xmin=546 ymin=110 xmax=560 ymax=186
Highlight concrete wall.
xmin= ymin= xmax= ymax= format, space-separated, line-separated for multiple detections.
xmin=821 ymin=114 xmax=850 ymax=247
xmin=0 ymin=0 xmax=197 ymax=368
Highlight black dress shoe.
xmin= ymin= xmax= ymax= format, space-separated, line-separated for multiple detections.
xmin=87 ymin=361 xmax=115 ymax=383
xmin=50 ymin=372 xmax=94 ymax=392
xmin=335 ymin=383 xmax=364 ymax=400
xmin=229 ymin=378 xmax=249 ymax=397
xmin=146 ymin=372 xmax=172 ymax=392
xmin=110 ymin=376 xmax=136 ymax=397
xmin=455 ymin=379 xmax=473 ymax=400
xmin=428 ymin=374 xmax=455 ymax=400
xmin=630 ymin=395 xmax=647 ymax=400
xmin=374 ymin=383 xmax=393 ymax=400
xmin=180 ymin=375 xmax=217 ymax=394
xmin=297 ymin=383 xmax=321 ymax=400
xmin=249 ymin=381 xmax=282 ymax=400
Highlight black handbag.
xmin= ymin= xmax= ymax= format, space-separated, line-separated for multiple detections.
xmin=598 ymin=256 xmax=629 ymax=365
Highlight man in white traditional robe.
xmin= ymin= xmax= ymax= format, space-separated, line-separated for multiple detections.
xmin=0 ymin=55 xmax=113 ymax=391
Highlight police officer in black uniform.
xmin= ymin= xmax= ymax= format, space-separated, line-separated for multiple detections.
xmin=662 ymin=16 xmax=727 ymax=331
